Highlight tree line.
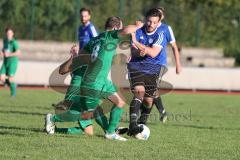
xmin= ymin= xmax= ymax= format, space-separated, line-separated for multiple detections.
xmin=0 ymin=0 xmax=239 ymax=49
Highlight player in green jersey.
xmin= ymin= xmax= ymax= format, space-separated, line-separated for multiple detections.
xmin=51 ymin=45 xmax=106 ymax=136
xmin=46 ymin=16 xmax=142 ymax=141
xmin=51 ymin=8 xmax=99 ymax=135
xmin=0 ymin=28 xmax=21 ymax=97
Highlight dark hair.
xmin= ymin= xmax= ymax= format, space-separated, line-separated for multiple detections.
xmin=80 ymin=7 xmax=91 ymax=15
xmin=5 ymin=27 xmax=14 ymax=33
xmin=156 ymin=7 xmax=165 ymax=15
xmin=105 ymin=16 xmax=122 ymax=30
xmin=145 ymin=8 xmax=162 ymax=20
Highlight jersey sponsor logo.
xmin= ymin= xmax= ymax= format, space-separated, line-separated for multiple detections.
xmin=148 ymin=38 xmax=153 ymax=44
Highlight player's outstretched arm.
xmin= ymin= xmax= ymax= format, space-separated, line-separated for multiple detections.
xmin=59 ymin=56 xmax=73 ymax=75
xmin=170 ymin=42 xmax=182 ymax=74
xmin=118 ymin=21 xmax=143 ymax=37
xmin=59 ymin=44 xmax=80 ymax=75
xmin=4 ymin=49 xmax=21 ymax=57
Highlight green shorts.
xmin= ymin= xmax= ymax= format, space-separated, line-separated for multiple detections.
xmin=80 ymin=80 xmax=117 ymax=100
xmin=78 ymin=119 xmax=93 ymax=129
xmin=79 ymin=97 xmax=101 ymax=111
xmin=79 ymin=80 xmax=116 ymax=112
xmin=0 ymin=58 xmax=18 ymax=76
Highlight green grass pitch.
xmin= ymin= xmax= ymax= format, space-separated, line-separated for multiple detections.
xmin=0 ymin=89 xmax=239 ymax=160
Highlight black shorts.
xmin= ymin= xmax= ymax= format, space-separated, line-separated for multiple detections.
xmin=128 ymin=68 xmax=159 ymax=97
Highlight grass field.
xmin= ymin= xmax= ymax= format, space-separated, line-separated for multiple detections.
xmin=0 ymin=89 xmax=239 ymax=160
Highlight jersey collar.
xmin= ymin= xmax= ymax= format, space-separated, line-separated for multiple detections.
xmin=83 ymin=21 xmax=91 ymax=28
xmin=145 ymin=26 xmax=158 ymax=35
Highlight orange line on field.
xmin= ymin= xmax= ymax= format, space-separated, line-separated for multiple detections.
xmin=1 ymin=86 xmax=240 ymax=95
xmin=171 ymin=90 xmax=240 ymax=95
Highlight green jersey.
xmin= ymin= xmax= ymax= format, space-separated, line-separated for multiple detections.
xmin=0 ymin=38 xmax=19 ymax=76
xmin=82 ymin=30 xmax=120 ymax=85
xmin=3 ymin=38 xmax=19 ymax=61
xmin=73 ymin=30 xmax=120 ymax=99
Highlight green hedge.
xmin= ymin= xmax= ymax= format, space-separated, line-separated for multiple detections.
xmin=224 ymin=47 xmax=240 ymax=66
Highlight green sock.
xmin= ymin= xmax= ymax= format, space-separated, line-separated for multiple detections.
xmin=95 ymin=115 xmax=109 ymax=131
xmin=55 ymin=127 xmax=83 ymax=134
xmin=9 ymin=82 xmax=16 ymax=96
xmin=94 ymin=107 xmax=109 ymax=131
xmin=107 ymin=106 xmax=123 ymax=134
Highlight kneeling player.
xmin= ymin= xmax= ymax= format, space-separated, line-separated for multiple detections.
xmin=47 ymin=45 xmax=109 ymax=136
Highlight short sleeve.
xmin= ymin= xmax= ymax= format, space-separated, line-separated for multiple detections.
xmin=166 ymin=26 xmax=176 ymax=43
xmin=89 ymin=25 xmax=98 ymax=38
xmin=135 ymin=29 xmax=141 ymax=41
xmin=13 ymin=40 xmax=19 ymax=51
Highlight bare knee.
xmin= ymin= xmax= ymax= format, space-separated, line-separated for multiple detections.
xmin=8 ymin=76 xmax=14 ymax=82
xmin=143 ymin=98 xmax=154 ymax=107
xmin=133 ymin=86 xmax=145 ymax=101
xmin=108 ymin=93 xmax=126 ymax=108
xmin=84 ymin=125 xmax=94 ymax=136
xmin=117 ymin=99 xmax=126 ymax=108
xmin=0 ymin=75 xmax=6 ymax=82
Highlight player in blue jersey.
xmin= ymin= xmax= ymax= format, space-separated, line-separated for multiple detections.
xmin=78 ymin=8 xmax=98 ymax=49
xmin=127 ymin=8 xmax=166 ymax=135
xmin=137 ymin=7 xmax=182 ymax=125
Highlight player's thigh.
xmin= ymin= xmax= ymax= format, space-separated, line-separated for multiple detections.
xmin=68 ymin=97 xmax=81 ymax=111
xmin=129 ymin=70 xmax=145 ymax=91
xmin=144 ymin=73 xmax=159 ymax=98
xmin=101 ymin=81 xmax=118 ymax=99
xmin=80 ymin=96 xmax=100 ymax=111
xmin=7 ymin=61 xmax=18 ymax=77
xmin=0 ymin=64 xmax=7 ymax=81
xmin=128 ymin=70 xmax=146 ymax=97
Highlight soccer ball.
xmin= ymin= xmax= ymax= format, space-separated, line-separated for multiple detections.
xmin=135 ymin=124 xmax=150 ymax=140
